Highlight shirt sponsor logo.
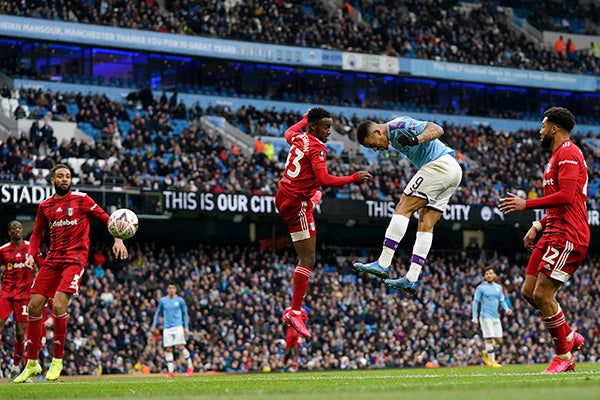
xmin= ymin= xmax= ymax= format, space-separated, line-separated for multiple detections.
xmin=543 ymin=178 xmax=554 ymax=187
xmin=50 ymin=219 xmax=78 ymax=228
xmin=6 ymin=262 xmax=26 ymax=270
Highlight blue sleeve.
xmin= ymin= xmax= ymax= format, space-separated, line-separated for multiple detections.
xmin=180 ymin=297 xmax=189 ymax=329
xmin=152 ymin=300 xmax=163 ymax=328
xmin=472 ymin=287 xmax=481 ymax=319
xmin=500 ymin=290 xmax=511 ymax=311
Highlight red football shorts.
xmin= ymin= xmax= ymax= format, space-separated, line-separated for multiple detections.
xmin=285 ymin=326 xmax=302 ymax=349
xmin=32 ymin=260 xmax=86 ymax=297
xmin=526 ymin=235 xmax=588 ymax=283
xmin=276 ymin=193 xmax=316 ymax=242
xmin=0 ymin=296 xmax=29 ymax=322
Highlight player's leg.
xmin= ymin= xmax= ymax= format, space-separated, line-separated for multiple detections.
xmin=13 ymin=293 xmax=48 ymax=383
xmin=46 ymin=291 xmax=72 ymax=381
xmin=178 ymin=343 xmax=193 ymax=376
xmin=11 ymin=299 xmax=29 ymax=378
xmin=353 ymin=194 xmax=424 ymax=279
xmin=534 ymin=241 xmax=586 ymax=374
xmin=276 ymin=196 xmax=315 ymax=339
xmin=165 ymin=344 xmax=175 ymax=377
xmin=286 ymin=236 xmax=316 ymax=338
xmin=383 ymin=204 xmax=439 ymax=296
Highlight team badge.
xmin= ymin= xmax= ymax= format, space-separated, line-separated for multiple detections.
xmin=68 ymin=208 xmax=74 ymax=216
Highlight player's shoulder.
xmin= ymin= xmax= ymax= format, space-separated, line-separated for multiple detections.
xmin=71 ymin=191 xmax=89 ymax=197
xmin=0 ymin=242 xmax=11 ymax=250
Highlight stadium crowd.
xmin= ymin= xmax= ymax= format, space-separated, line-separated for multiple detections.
xmin=2 ymin=86 xmax=600 ymax=210
xmin=0 ymin=239 xmax=598 ymax=377
xmin=2 ymin=0 xmax=599 ymax=77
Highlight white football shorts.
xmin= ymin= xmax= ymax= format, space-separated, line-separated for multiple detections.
xmin=479 ymin=317 xmax=503 ymax=339
xmin=163 ymin=326 xmax=186 ymax=347
xmin=403 ymin=153 xmax=462 ymax=212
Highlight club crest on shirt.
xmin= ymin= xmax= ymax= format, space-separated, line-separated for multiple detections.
xmin=68 ymin=208 xmax=74 ymax=216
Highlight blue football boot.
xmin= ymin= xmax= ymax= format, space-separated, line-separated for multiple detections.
xmin=384 ymin=277 xmax=418 ymax=297
xmin=352 ymin=260 xmax=390 ymax=279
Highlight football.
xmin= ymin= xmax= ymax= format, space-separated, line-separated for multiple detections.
xmin=107 ymin=208 xmax=139 ymax=240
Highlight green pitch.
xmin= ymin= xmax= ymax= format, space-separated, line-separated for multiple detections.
xmin=3 ymin=364 xmax=600 ymax=400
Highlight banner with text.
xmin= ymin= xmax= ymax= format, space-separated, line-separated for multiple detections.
xmin=0 ymin=15 xmax=322 ymax=66
xmin=409 ymin=59 xmax=598 ymax=91
xmin=4 ymin=184 xmax=600 ymax=229
xmin=161 ymin=190 xmax=600 ymax=227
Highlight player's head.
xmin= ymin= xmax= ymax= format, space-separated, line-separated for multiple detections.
xmin=483 ymin=266 xmax=496 ymax=283
xmin=307 ymin=107 xmax=333 ymax=143
xmin=167 ymin=282 xmax=178 ymax=297
xmin=50 ymin=163 xmax=72 ymax=196
xmin=7 ymin=220 xmax=23 ymax=240
xmin=540 ymin=107 xmax=575 ymax=148
xmin=356 ymin=120 xmax=388 ymax=151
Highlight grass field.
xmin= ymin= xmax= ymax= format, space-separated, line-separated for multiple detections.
xmin=2 ymin=363 xmax=600 ymax=400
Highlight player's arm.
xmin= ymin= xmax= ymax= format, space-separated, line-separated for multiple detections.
xmin=152 ymin=301 xmax=163 ymax=331
xmin=311 ymin=151 xmax=372 ymax=187
xmin=415 ymin=121 xmax=444 ymax=144
xmin=25 ymin=206 xmax=48 ymax=268
xmin=471 ymin=288 xmax=481 ymax=324
xmin=88 ymin=196 xmax=129 ymax=259
xmin=499 ymin=173 xmax=577 ymax=213
xmin=397 ymin=120 xmax=443 ymax=146
xmin=524 ymin=216 xmax=547 ymax=251
xmin=181 ymin=300 xmax=190 ymax=332
xmin=284 ymin=114 xmax=308 ymax=145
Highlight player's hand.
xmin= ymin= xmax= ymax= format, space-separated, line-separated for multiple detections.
xmin=506 ymin=309 xmax=513 ymax=316
xmin=498 ymin=192 xmax=526 ymax=214
xmin=112 ymin=238 xmax=128 ymax=260
xmin=358 ymin=171 xmax=373 ymax=181
xmin=397 ymin=135 xmax=419 ymax=147
xmin=24 ymin=254 xmax=35 ymax=269
xmin=523 ymin=226 xmax=538 ymax=251
xmin=472 ymin=318 xmax=478 ymax=325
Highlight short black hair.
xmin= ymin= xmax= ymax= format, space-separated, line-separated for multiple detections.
xmin=50 ymin=163 xmax=72 ymax=178
xmin=7 ymin=220 xmax=21 ymax=231
xmin=307 ymin=107 xmax=331 ymax=124
xmin=356 ymin=120 xmax=375 ymax=145
xmin=483 ymin=266 xmax=495 ymax=274
xmin=544 ymin=106 xmax=575 ymax=132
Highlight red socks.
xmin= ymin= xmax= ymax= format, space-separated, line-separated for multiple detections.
xmin=543 ymin=309 xmax=571 ymax=355
xmin=53 ymin=313 xmax=68 ymax=360
xmin=291 ymin=265 xmax=312 ymax=311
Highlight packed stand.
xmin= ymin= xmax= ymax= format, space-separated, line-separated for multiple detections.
xmin=0 ymin=239 xmax=598 ymax=376
xmin=2 ymin=0 xmax=599 ymax=76
xmin=3 ymin=86 xmax=600 ymax=209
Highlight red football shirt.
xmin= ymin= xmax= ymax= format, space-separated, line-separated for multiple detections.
xmin=527 ymin=140 xmax=590 ymax=246
xmin=28 ymin=191 xmax=110 ymax=266
xmin=0 ymin=241 xmax=35 ymax=300
xmin=278 ymin=116 xmax=359 ymax=200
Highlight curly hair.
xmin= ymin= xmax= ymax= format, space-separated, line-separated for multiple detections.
xmin=544 ymin=106 xmax=575 ymax=132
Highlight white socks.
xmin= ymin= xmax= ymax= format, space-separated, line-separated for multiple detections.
xmin=378 ymin=215 xmax=409 ymax=268
xmin=406 ymin=231 xmax=433 ymax=282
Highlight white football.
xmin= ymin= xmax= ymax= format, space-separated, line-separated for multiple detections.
xmin=107 ymin=208 xmax=138 ymax=240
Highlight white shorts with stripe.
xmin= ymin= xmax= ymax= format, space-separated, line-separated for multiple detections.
xmin=403 ymin=153 xmax=462 ymax=212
